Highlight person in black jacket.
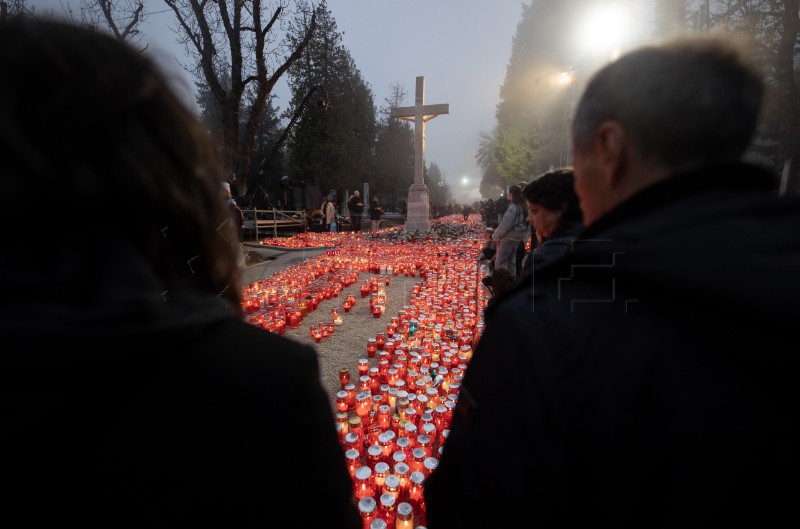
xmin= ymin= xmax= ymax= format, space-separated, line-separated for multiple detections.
xmin=425 ymin=35 xmax=799 ymax=529
xmin=519 ymin=168 xmax=583 ymax=277
xmin=347 ymin=190 xmax=364 ymax=232
xmin=369 ymin=195 xmax=384 ymax=232
xmin=0 ymin=18 xmax=360 ymax=529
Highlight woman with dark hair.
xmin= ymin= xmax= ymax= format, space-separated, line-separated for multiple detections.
xmin=0 ymin=18 xmax=360 ymax=529
xmin=491 ymin=184 xmax=528 ymax=279
xmin=520 ymin=168 xmax=584 ymax=275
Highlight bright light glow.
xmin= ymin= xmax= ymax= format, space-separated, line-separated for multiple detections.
xmin=461 ymin=176 xmax=469 ymax=186
xmin=576 ymin=4 xmax=629 ymax=59
xmin=559 ymin=70 xmax=574 ymax=85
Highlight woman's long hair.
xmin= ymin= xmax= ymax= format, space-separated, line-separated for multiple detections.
xmin=1 ymin=18 xmax=242 ymax=310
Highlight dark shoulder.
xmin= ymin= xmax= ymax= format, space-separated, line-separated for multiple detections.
xmin=194 ymin=319 xmax=319 ymax=382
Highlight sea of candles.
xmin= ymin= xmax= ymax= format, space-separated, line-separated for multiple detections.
xmin=241 ymin=216 xmax=489 ymax=528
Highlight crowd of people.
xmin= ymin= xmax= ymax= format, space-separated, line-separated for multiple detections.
xmin=3 ymin=15 xmax=797 ymax=529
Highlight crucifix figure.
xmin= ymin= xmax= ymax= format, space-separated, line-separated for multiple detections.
xmin=390 ymin=76 xmax=450 ymax=232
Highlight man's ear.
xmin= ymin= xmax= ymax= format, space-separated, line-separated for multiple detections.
xmin=595 ymin=121 xmax=627 ymax=189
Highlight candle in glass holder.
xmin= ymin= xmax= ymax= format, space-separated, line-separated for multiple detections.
xmin=432 ymin=404 xmax=447 ymax=431
xmin=403 ymin=422 xmax=418 ymax=443
xmin=373 ymin=461 xmax=390 ymax=489
xmin=336 ymin=411 xmax=349 ymax=432
xmin=392 ymin=449 xmax=408 ymax=468
xmin=310 ymin=325 xmax=322 ymax=343
xmin=331 ymin=308 xmax=343 ymax=325
xmin=339 ymin=368 xmax=351 ymax=388
xmin=403 ymin=406 xmax=417 ymax=427
xmin=377 ymin=404 xmax=392 ymax=430
xmin=342 ymin=299 xmax=353 ymax=313
xmin=336 ymin=390 xmax=349 ymax=413
xmin=349 ymin=415 xmax=364 ymax=442
xmin=439 ymin=428 xmax=449 ymax=447
xmin=358 ymin=497 xmax=377 ymax=529
xmin=410 ymin=447 xmax=426 ymax=474
xmin=369 ymin=368 xmax=381 ymax=394
xmin=357 ymin=358 xmax=370 ymax=377
xmin=367 ymin=338 xmax=378 ymax=358
xmin=395 ymin=502 xmax=414 ymax=529
xmin=386 ymin=387 xmax=400 ymax=410
xmin=354 ymin=466 xmax=375 ymax=500
xmin=375 ymin=332 xmax=386 ymax=350
xmin=366 ymin=443 xmax=383 ymax=466
xmin=382 ymin=474 xmax=401 ymax=501
xmin=371 ymin=305 xmax=382 ymax=318
xmin=356 ymin=391 xmax=372 ymax=418
xmin=369 ymin=518 xmax=387 ymax=529
xmin=378 ymin=430 xmax=396 ymax=459
xmin=343 ymin=432 xmax=360 ymax=453
xmin=416 ymin=433 xmax=432 ymax=457
xmin=423 ymin=456 xmax=439 ymax=477
xmin=345 ymin=383 xmax=357 ymax=410
xmin=371 ymin=393 xmax=383 ymax=413
xmin=378 ymin=493 xmax=397 ymax=527
xmin=394 ymin=461 xmax=410 ymax=499
xmin=408 ymin=471 xmax=425 ymax=511
xmin=345 ymin=448 xmax=361 ymax=478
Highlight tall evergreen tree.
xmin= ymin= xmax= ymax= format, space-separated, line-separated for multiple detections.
xmin=476 ymin=129 xmax=507 ymax=199
xmin=286 ymin=0 xmax=376 ymax=199
xmin=427 ymin=162 xmax=452 ymax=208
xmin=493 ymin=1 xmax=580 ymax=185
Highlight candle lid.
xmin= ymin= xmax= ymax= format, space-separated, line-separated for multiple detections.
xmin=379 ymin=492 xmax=396 ymax=507
xmin=355 ymin=466 xmax=372 ymax=480
xmin=410 ymin=471 xmax=426 ymax=485
xmin=412 ymin=447 xmax=426 ymax=459
xmin=369 ymin=518 xmax=387 ymax=529
xmin=345 ymin=448 xmax=360 ymax=459
xmin=384 ymin=474 xmax=400 ymax=488
xmin=358 ymin=496 xmax=377 ymax=514
xmin=397 ymin=502 xmax=413 ymax=517
xmin=367 ymin=444 xmax=382 ymax=457
xmin=374 ymin=461 xmax=390 ymax=474
xmin=394 ymin=462 xmax=409 ymax=475
xmin=423 ymin=457 xmax=439 ymax=471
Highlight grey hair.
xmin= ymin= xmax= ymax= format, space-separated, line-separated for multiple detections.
xmin=572 ymin=35 xmax=764 ymax=168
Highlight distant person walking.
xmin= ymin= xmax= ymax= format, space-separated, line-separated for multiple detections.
xmin=369 ymin=195 xmax=384 ymax=232
xmin=347 ymin=190 xmax=364 ymax=232
xmin=322 ymin=196 xmax=336 ymax=232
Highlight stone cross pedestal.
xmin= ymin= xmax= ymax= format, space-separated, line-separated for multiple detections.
xmin=390 ymin=76 xmax=449 ymax=232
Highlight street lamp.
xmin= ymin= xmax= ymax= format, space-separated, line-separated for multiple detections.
xmin=575 ymin=4 xmax=630 ymax=61
xmin=559 ymin=4 xmax=631 ymax=166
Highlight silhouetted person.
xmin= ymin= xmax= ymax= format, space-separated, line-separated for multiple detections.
xmin=425 ymin=35 xmax=799 ymax=529
xmin=0 ymin=18 xmax=360 ymax=529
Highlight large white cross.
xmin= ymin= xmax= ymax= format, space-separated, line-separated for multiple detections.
xmin=390 ymin=76 xmax=450 ymax=186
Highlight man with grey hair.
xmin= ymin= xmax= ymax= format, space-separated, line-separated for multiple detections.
xmin=425 ymin=36 xmax=799 ymax=528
